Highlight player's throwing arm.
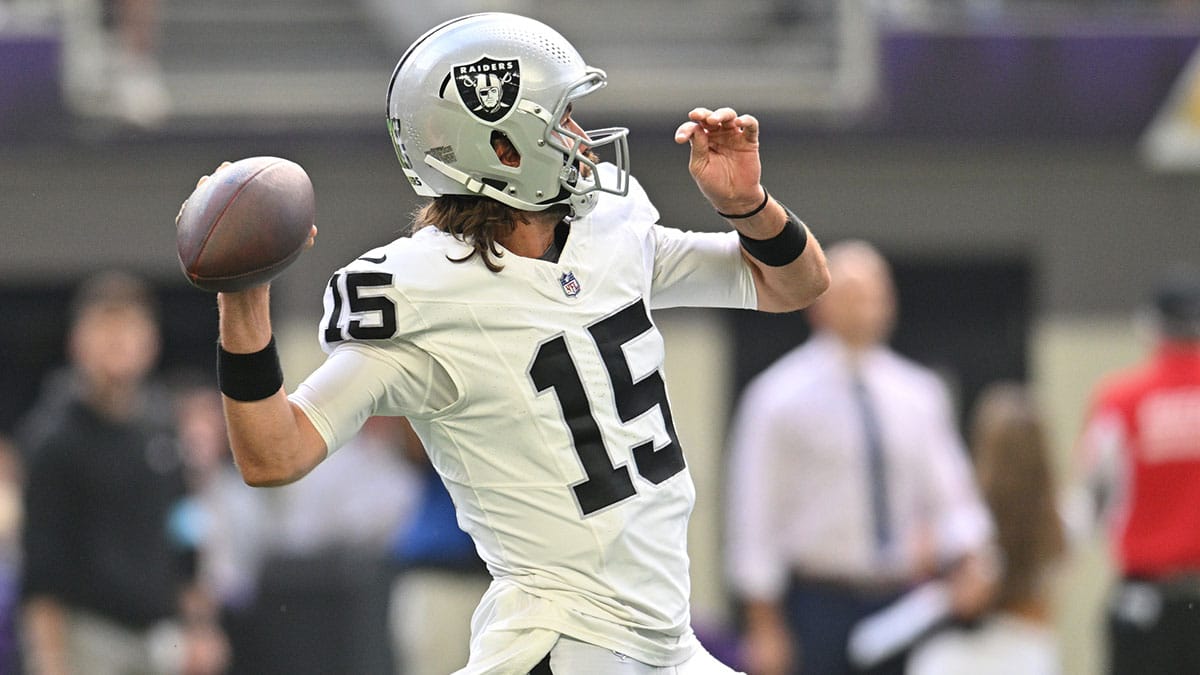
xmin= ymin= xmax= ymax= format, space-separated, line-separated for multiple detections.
xmin=175 ymin=157 xmax=327 ymax=486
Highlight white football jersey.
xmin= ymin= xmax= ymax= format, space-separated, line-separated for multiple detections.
xmin=291 ymin=171 xmax=756 ymax=667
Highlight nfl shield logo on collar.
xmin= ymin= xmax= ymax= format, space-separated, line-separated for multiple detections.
xmin=560 ymin=272 xmax=581 ymax=297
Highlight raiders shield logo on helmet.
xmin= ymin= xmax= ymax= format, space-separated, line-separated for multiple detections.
xmin=453 ymin=56 xmax=521 ymax=124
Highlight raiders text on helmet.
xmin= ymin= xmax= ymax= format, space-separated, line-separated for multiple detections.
xmin=386 ymin=13 xmax=630 ymax=218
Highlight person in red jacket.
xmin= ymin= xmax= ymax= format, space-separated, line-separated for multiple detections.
xmin=1077 ymin=262 xmax=1200 ymax=675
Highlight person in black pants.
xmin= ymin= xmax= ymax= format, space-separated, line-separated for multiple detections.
xmin=1077 ymin=264 xmax=1200 ymax=675
xmin=18 ymin=271 xmax=228 ymax=675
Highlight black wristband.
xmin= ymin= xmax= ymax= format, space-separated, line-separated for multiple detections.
xmin=716 ymin=188 xmax=770 ymax=219
xmin=738 ymin=204 xmax=808 ymax=267
xmin=217 ymin=336 xmax=284 ymax=402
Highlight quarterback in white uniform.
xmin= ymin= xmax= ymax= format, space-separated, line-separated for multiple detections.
xmin=207 ymin=12 xmax=829 ymax=675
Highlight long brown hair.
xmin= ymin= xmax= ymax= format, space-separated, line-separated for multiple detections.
xmin=411 ymin=195 xmax=571 ymax=273
xmin=970 ymin=381 xmax=1066 ymax=613
xmin=412 ymin=195 xmax=523 ymax=273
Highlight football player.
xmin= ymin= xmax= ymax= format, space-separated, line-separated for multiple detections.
xmin=209 ymin=12 xmax=829 ymax=674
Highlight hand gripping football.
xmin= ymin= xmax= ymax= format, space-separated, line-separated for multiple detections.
xmin=176 ymin=156 xmax=316 ymax=292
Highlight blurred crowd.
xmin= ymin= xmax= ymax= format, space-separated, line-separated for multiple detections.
xmin=0 ymin=258 xmax=1192 ymax=674
xmin=0 ymin=271 xmax=480 ymax=674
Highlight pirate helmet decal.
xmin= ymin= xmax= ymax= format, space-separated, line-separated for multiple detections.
xmin=453 ymin=56 xmax=521 ymax=124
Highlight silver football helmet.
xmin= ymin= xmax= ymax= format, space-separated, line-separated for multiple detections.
xmin=386 ymin=13 xmax=630 ymax=218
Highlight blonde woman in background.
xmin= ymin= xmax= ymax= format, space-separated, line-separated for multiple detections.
xmin=907 ymin=382 xmax=1067 ymax=675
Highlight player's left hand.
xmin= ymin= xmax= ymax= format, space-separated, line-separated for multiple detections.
xmin=674 ymin=107 xmax=764 ymax=215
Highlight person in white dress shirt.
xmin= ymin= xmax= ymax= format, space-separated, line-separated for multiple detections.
xmin=725 ymin=240 xmax=996 ymax=675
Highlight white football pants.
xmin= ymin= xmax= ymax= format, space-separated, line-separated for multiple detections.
xmin=541 ymin=636 xmax=744 ymax=674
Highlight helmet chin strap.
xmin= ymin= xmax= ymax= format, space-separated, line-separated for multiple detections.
xmin=423 ymin=154 xmax=597 ymax=217
xmin=423 ymin=154 xmax=538 ymax=209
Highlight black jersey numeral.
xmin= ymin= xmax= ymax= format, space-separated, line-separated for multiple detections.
xmin=323 ymin=271 xmax=398 ymax=342
xmin=529 ymin=298 xmax=686 ymax=515
xmin=530 ymin=335 xmax=638 ymax=514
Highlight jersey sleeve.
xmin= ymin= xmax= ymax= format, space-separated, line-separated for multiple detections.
xmin=592 ymin=168 xmax=756 ymax=311
xmin=648 ymin=226 xmax=757 ymax=310
xmin=290 ymin=340 xmax=456 ymax=456
xmin=317 ymin=260 xmax=407 ymax=354
xmin=292 ymin=261 xmax=457 ymax=455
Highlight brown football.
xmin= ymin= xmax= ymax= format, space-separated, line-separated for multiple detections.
xmin=176 ymin=156 xmax=315 ymax=292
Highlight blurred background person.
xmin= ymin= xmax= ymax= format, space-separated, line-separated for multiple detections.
xmin=1074 ymin=262 xmax=1200 ymax=675
xmin=244 ymin=415 xmax=417 ymax=675
xmin=725 ymin=240 xmax=996 ymax=675
xmin=58 ymin=0 xmax=171 ymax=129
xmin=167 ymin=398 xmax=419 ymax=675
xmin=17 ymin=271 xmax=227 ymax=675
xmin=167 ymin=373 xmax=269 ymax=675
xmin=386 ymin=417 xmax=490 ymax=675
xmin=0 ymin=435 xmax=23 ymax=674
xmin=906 ymin=381 xmax=1067 ymax=675
xmin=104 ymin=0 xmax=170 ymax=127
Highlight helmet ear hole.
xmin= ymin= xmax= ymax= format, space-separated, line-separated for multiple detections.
xmin=491 ymin=131 xmax=521 ymax=167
